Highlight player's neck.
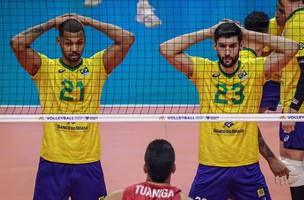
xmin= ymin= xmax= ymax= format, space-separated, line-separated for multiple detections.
xmin=288 ymin=3 xmax=304 ymax=17
xmin=146 ymin=176 xmax=171 ymax=185
xmin=220 ymin=61 xmax=239 ymax=75
xmin=61 ymin=57 xmax=82 ymax=68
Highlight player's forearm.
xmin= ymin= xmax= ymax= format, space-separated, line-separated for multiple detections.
xmin=11 ymin=20 xmax=55 ymax=49
xmin=258 ymin=129 xmax=276 ymax=163
xmin=244 ymin=30 xmax=298 ymax=56
xmin=87 ymin=19 xmax=134 ymax=45
xmin=160 ymin=29 xmax=212 ymax=57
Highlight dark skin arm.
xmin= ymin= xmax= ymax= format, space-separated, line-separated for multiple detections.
xmin=258 ymin=129 xmax=289 ymax=178
xmin=72 ymin=14 xmax=135 ymax=74
xmin=10 ymin=14 xmax=73 ymax=76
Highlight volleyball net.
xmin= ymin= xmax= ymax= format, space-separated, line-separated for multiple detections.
xmin=1 ymin=0 xmax=303 ymax=122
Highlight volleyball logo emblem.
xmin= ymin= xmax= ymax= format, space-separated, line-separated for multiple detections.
xmin=212 ymin=72 xmax=220 ymax=78
xmin=238 ymin=71 xmax=248 ymax=80
xmin=283 ymin=135 xmax=289 ymax=142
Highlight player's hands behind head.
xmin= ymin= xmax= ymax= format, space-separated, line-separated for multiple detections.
xmin=51 ymin=13 xmax=92 ymax=30
xmin=209 ymin=19 xmax=241 ymax=37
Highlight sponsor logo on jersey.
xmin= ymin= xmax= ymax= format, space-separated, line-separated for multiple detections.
xmin=223 ymin=122 xmax=234 ymax=128
xmin=212 ymin=72 xmax=221 ymax=78
xmin=80 ymin=66 xmax=90 ymax=76
xmin=212 ymin=122 xmax=245 ymax=134
xmin=238 ymin=71 xmax=248 ymax=80
xmin=58 ymin=69 xmax=66 ymax=73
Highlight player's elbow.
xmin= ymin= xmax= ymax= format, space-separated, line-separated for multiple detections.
xmin=128 ymin=34 xmax=135 ymax=45
xmin=10 ymin=37 xmax=18 ymax=50
xmin=10 ymin=36 xmax=26 ymax=52
xmin=123 ymin=32 xmax=135 ymax=47
xmin=159 ymin=43 xmax=172 ymax=58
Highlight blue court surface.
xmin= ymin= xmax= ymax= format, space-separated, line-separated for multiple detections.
xmin=0 ymin=0 xmax=277 ymax=105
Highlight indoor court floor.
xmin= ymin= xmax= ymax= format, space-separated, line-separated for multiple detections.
xmin=0 ymin=121 xmax=290 ymax=200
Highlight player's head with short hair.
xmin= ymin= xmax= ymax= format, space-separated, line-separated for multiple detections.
xmin=144 ymin=139 xmax=176 ymax=183
xmin=213 ymin=22 xmax=243 ymax=68
xmin=57 ymin=19 xmax=86 ymax=64
xmin=59 ymin=19 xmax=85 ymax=37
xmin=244 ymin=11 xmax=269 ymax=33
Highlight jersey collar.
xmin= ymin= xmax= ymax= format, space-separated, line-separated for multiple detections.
xmin=286 ymin=7 xmax=304 ymax=23
xmin=218 ymin=60 xmax=241 ymax=78
xmin=59 ymin=58 xmax=83 ymax=72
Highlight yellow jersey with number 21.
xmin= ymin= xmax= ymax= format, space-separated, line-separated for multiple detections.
xmin=33 ymin=51 xmax=108 ymax=164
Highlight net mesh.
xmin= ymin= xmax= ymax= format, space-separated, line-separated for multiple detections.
xmin=0 ymin=0 xmax=303 ymax=121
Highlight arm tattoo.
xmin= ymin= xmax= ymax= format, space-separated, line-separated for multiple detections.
xmin=258 ymin=129 xmax=275 ymax=161
xmin=22 ymin=26 xmax=44 ymax=35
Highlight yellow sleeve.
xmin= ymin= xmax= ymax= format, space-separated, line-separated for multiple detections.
xmin=190 ymin=56 xmax=211 ymax=82
xmin=281 ymin=17 xmax=304 ymax=111
xmin=32 ymin=53 xmax=52 ymax=81
xmin=284 ymin=20 xmax=304 ymax=57
xmin=248 ymin=57 xmax=266 ymax=84
xmin=88 ymin=50 xmax=106 ymax=71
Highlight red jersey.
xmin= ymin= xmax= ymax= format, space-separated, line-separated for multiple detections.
xmin=122 ymin=182 xmax=181 ymax=200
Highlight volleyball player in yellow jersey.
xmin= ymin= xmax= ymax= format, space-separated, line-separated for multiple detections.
xmin=240 ymin=11 xmax=290 ymax=183
xmin=160 ymin=22 xmax=298 ymax=199
xmin=277 ymin=0 xmax=304 ymax=199
xmin=10 ymin=14 xmax=134 ymax=200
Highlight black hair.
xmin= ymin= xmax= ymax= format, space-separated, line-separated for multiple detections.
xmin=59 ymin=19 xmax=85 ymax=37
xmin=214 ymin=22 xmax=242 ymax=43
xmin=144 ymin=139 xmax=175 ymax=183
xmin=244 ymin=11 xmax=269 ymax=33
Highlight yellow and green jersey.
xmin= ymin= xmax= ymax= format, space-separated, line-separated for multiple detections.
xmin=281 ymin=8 xmax=304 ymax=113
xmin=191 ymin=56 xmax=266 ymax=166
xmin=240 ymin=48 xmax=257 ymax=59
xmin=269 ymin=17 xmax=284 ymax=36
xmin=33 ymin=51 xmax=108 ymax=164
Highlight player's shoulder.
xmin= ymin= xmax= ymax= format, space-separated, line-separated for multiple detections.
xmin=37 ymin=53 xmax=57 ymax=67
xmin=191 ymin=56 xmax=214 ymax=64
xmin=240 ymin=57 xmax=265 ymax=70
xmin=240 ymin=48 xmax=257 ymax=60
xmin=83 ymin=50 xmax=106 ymax=70
xmin=38 ymin=53 xmax=53 ymax=61
xmin=269 ymin=17 xmax=276 ymax=23
xmin=191 ymin=56 xmax=217 ymax=72
xmin=286 ymin=7 xmax=304 ymax=26
xmin=85 ymin=50 xmax=105 ymax=61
